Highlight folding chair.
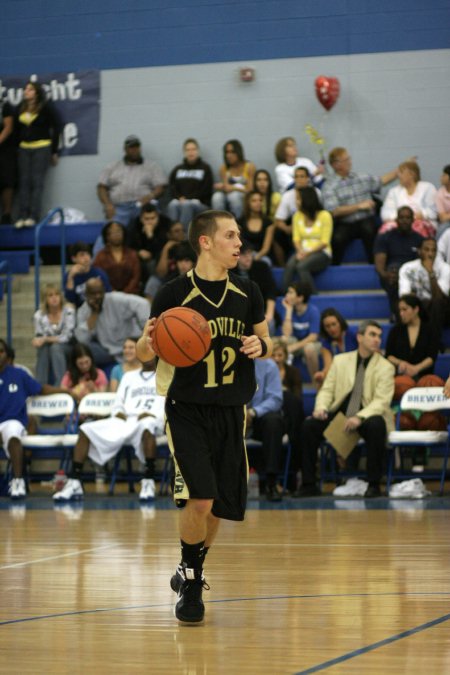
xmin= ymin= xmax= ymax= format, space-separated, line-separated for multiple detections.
xmin=387 ymin=387 xmax=450 ymax=495
xmin=319 ymin=438 xmax=370 ymax=490
xmin=22 ymin=393 xmax=78 ymax=476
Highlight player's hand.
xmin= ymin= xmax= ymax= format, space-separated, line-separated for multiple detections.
xmin=240 ymin=335 xmax=264 ymax=359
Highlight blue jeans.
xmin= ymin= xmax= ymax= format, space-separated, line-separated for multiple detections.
xmin=18 ymin=146 xmax=52 ymax=221
xmin=35 ymin=343 xmax=72 ymax=385
xmin=166 ymin=199 xmax=208 ymax=229
xmin=283 ymin=250 xmax=330 ymax=293
xmin=211 ymin=191 xmax=245 ymax=219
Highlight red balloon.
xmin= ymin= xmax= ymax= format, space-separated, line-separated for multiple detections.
xmin=315 ymin=76 xmax=340 ymax=111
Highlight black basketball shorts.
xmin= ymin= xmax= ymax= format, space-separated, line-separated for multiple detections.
xmin=165 ymin=399 xmax=248 ymax=521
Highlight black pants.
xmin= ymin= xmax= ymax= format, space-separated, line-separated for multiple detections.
xmin=332 ymin=216 xmax=377 ymax=265
xmin=248 ymin=411 xmax=284 ymax=478
xmin=301 ymin=414 xmax=387 ymax=485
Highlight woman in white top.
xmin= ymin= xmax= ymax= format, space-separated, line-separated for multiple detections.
xmin=283 ymin=187 xmax=333 ymax=292
xmin=32 ymin=284 xmax=75 ymax=385
xmin=380 ymin=161 xmax=437 ymax=237
xmin=274 ymin=137 xmax=323 ymax=193
xmin=211 ymin=139 xmax=255 ymax=219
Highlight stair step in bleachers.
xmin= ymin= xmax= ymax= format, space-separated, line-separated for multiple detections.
xmin=276 ymin=293 xmax=390 ymax=322
xmin=272 ymin=264 xmax=380 ymax=293
xmin=1 ymin=222 xmax=104 ymax=250
xmin=0 ymin=250 xmax=34 ymax=274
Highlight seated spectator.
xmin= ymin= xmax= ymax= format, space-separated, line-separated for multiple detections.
xmin=314 ymin=308 xmax=358 ymax=388
xmin=385 ymin=294 xmax=440 ymax=382
xmin=74 ymin=278 xmax=149 ymax=366
xmin=0 ymin=95 xmax=16 ymax=225
xmin=53 ymin=359 xmax=165 ymax=503
xmin=246 ymin=357 xmax=284 ymax=502
xmin=109 ymin=337 xmax=141 ymax=393
xmin=238 ymin=191 xmax=275 ymax=264
xmin=274 ymin=136 xmax=323 ymax=192
xmin=283 ymin=187 xmax=332 ymax=292
xmin=279 ymin=281 xmax=321 ymax=381
xmin=374 ymin=206 xmax=424 ymax=318
xmin=254 ymin=169 xmax=281 ymax=219
xmin=273 ymin=166 xmax=314 ymax=265
xmin=93 ymin=220 xmax=141 ymax=294
xmin=271 ymin=339 xmax=304 ymax=491
xmin=398 ymin=237 xmax=450 ymax=330
xmin=235 ymin=242 xmax=277 ymax=334
xmin=294 ymin=320 xmax=395 ymax=498
xmin=97 ymin=135 xmax=167 ymax=226
xmin=211 ymin=139 xmax=255 ymax=219
xmin=61 ymin=343 xmax=108 ymax=404
xmin=166 ymin=138 xmax=213 ymax=229
xmin=64 ymin=241 xmax=112 ymax=308
xmin=0 ymin=338 xmax=70 ymax=499
xmin=435 ymin=164 xmax=450 ymax=239
xmin=144 ymin=239 xmax=196 ymax=302
xmin=322 ymin=146 xmax=402 ymax=264
xmin=127 ymin=203 xmax=172 ymax=286
xmin=32 ymin=284 xmax=75 ymax=385
xmin=380 ymin=160 xmax=437 ymax=237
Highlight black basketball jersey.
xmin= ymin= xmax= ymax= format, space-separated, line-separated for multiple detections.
xmin=150 ymin=269 xmax=265 ymax=406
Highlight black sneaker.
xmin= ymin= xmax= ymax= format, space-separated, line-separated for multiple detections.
xmin=265 ymin=484 xmax=282 ymax=502
xmin=173 ymin=564 xmax=209 ymax=623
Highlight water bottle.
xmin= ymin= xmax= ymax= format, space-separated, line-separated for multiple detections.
xmin=248 ymin=468 xmax=259 ymax=499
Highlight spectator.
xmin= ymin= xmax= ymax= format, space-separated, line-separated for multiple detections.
xmin=294 ymin=320 xmax=395 ymax=498
xmin=273 ymin=166 xmax=314 ymax=265
xmin=238 ymin=191 xmax=275 ymax=264
xmin=53 ymin=360 xmax=165 ymax=503
xmin=254 ymin=169 xmax=281 ymax=219
xmin=398 ymin=237 xmax=450 ymax=330
xmin=283 ymin=186 xmax=332 ymax=292
xmin=97 ymin=135 xmax=167 ymax=226
xmin=314 ymin=308 xmax=358 ymax=388
xmin=166 ymin=138 xmax=213 ymax=228
xmin=374 ymin=206 xmax=424 ymax=319
xmin=61 ymin=343 xmax=108 ymax=404
xmin=246 ymin=357 xmax=284 ymax=502
xmin=279 ymin=281 xmax=321 ymax=381
xmin=144 ymin=239 xmax=197 ymax=302
xmin=32 ymin=284 xmax=75 ymax=385
xmin=0 ymin=94 xmax=16 ymax=224
xmin=74 ymin=278 xmax=149 ymax=366
xmin=127 ymin=203 xmax=173 ymax=285
xmin=385 ymin=294 xmax=440 ymax=381
xmin=322 ymin=146 xmax=402 ymax=264
xmin=274 ymin=136 xmax=322 ymax=192
xmin=435 ymin=164 xmax=450 ymax=239
xmin=380 ymin=160 xmax=437 ymax=237
xmin=109 ymin=337 xmax=141 ymax=393
xmin=14 ymin=81 xmax=62 ymax=228
xmin=235 ymin=242 xmax=277 ymax=334
xmin=0 ymin=339 xmax=70 ymax=499
xmin=211 ymin=139 xmax=255 ymax=219
xmin=64 ymin=241 xmax=112 ymax=308
xmin=93 ymin=220 xmax=141 ymax=294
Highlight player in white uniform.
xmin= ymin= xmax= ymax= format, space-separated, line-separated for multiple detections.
xmin=53 ymin=360 xmax=165 ymax=501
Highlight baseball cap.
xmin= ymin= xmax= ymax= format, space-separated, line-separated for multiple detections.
xmin=124 ymin=135 xmax=141 ymax=147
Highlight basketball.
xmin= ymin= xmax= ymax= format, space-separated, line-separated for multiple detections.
xmin=417 ymin=411 xmax=447 ymax=431
xmin=394 ymin=375 xmax=415 ymax=401
xmin=416 ymin=374 xmax=445 ymax=387
xmin=152 ymin=307 xmax=211 ymax=367
xmin=399 ymin=412 xmax=417 ymax=430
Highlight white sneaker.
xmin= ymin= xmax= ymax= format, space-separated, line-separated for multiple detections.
xmin=139 ymin=478 xmax=155 ymax=501
xmin=23 ymin=218 xmax=36 ymax=227
xmin=333 ymin=478 xmax=368 ymax=497
xmin=9 ymin=477 xmax=26 ymax=499
xmin=53 ymin=478 xmax=84 ymax=501
xmin=14 ymin=219 xmax=25 ymax=229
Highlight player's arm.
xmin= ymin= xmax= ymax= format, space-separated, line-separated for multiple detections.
xmin=240 ymin=320 xmax=273 ymax=360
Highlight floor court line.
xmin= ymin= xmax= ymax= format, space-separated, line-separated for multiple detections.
xmin=1 ymin=591 xmax=449 ymax=627
xmin=0 ymin=543 xmax=119 ymax=570
xmin=294 ymin=611 xmax=450 ymax=674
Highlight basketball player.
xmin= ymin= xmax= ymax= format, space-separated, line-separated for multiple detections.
xmin=136 ymin=210 xmax=273 ymax=623
xmin=53 ymin=359 xmax=165 ymax=501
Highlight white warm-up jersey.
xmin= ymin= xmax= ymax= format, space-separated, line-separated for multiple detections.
xmin=111 ymin=368 xmax=165 ymax=423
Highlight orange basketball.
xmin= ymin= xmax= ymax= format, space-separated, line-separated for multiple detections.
xmin=394 ymin=375 xmax=415 ymax=401
xmin=417 ymin=412 xmax=447 ymax=431
xmin=152 ymin=307 xmax=211 ymax=367
xmin=416 ymin=374 xmax=445 ymax=388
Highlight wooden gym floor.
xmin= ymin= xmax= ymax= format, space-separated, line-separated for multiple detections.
xmin=1 ymin=485 xmax=450 ymax=674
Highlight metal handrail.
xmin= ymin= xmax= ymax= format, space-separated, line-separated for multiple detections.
xmin=34 ymin=207 xmax=65 ymax=309
xmin=0 ymin=260 xmax=12 ymax=344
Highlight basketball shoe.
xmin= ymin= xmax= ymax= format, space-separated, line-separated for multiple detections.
xmin=171 ymin=563 xmax=209 ymax=623
xmin=139 ymin=478 xmax=155 ymax=501
xmin=53 ymin=478 xmax=84 ymax=501
xmin=9 ymin=477 xmax=26 ymax=499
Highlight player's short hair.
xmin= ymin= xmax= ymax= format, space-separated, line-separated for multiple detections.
xmin=188 ymin=210 xmax=234 ymax=255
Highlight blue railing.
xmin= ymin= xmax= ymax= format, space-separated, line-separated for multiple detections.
xmin=0 ymin=260 xmax=13 ymax=344
xmin=34 ymin=207 xmax=66 ymax=310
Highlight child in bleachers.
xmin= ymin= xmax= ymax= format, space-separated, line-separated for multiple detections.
xmin=61 ymin=343 xmax=108 ymax=405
